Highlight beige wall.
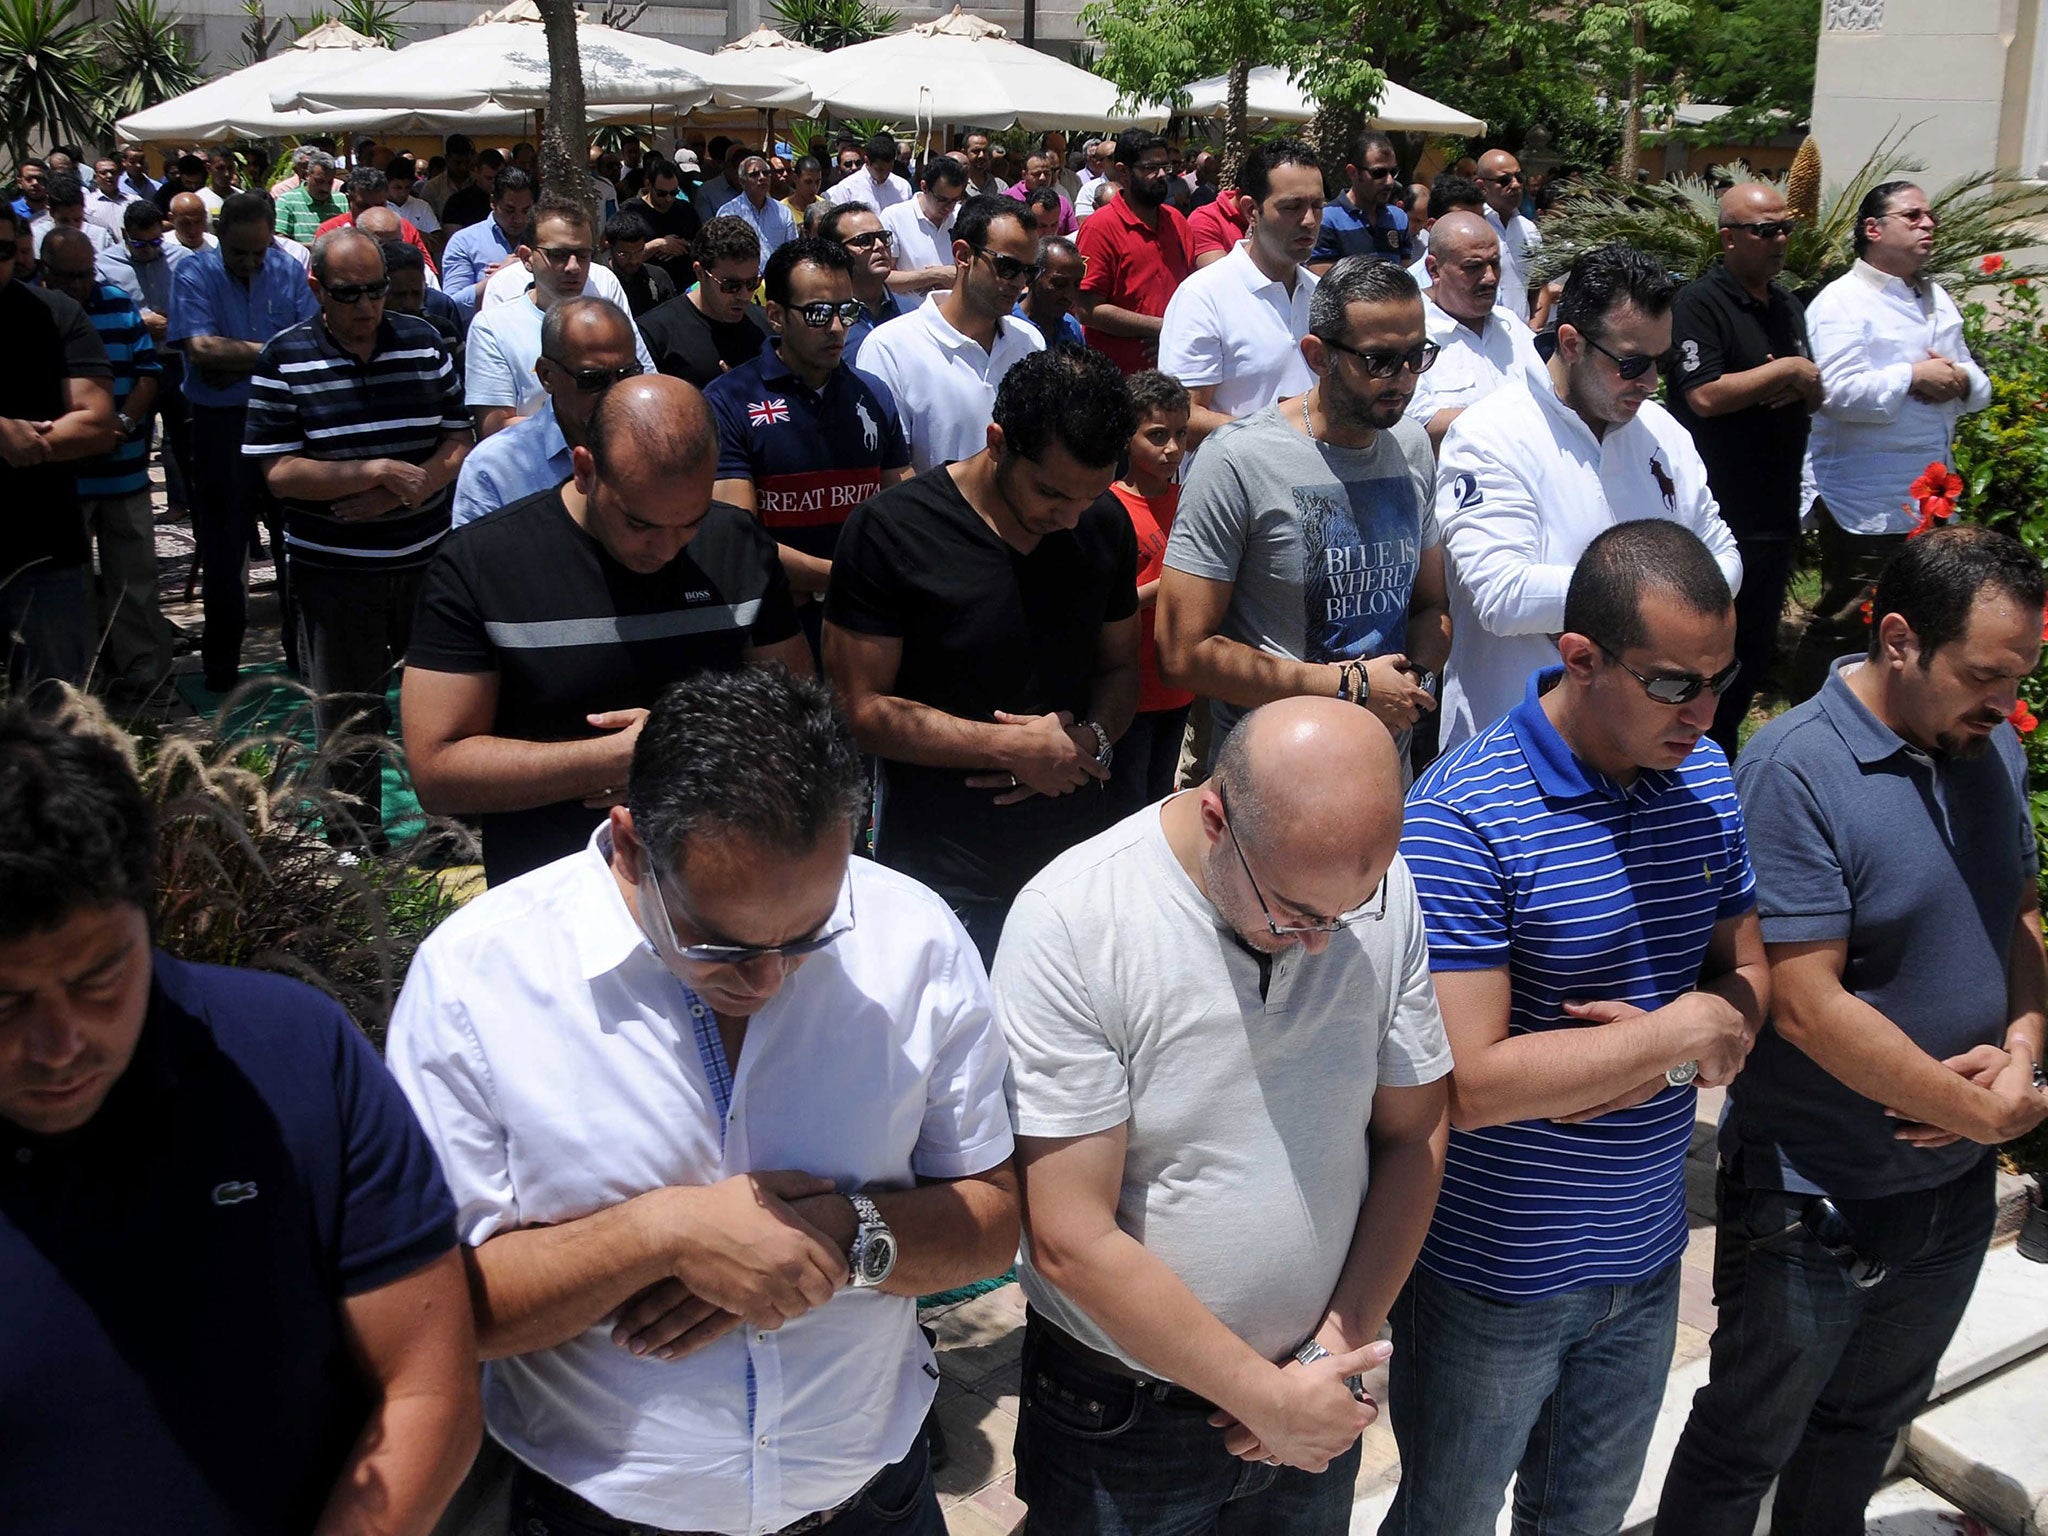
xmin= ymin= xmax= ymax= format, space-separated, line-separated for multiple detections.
xmin=1811 ymin=0 xmax=2044 ymax=188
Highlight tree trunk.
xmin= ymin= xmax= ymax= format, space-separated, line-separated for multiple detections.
xmin=1618 ymin=5 xmax=1645 ymax=182
xmin=1220 ymin=55 xmax=1250 ymax=191
xmin=534 ymin=0 xmax=588 ymax=203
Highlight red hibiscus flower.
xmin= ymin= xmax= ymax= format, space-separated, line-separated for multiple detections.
xmin=1981 ymin=253 xmax=2007 ymax=276
xmin=2010 ymin=699 xmax=2038 ymax=734
xmin=1906 ymin=463 xmax=1964 ymax=537
xmin=1860 ymin=597 xmax=1873 ymax=626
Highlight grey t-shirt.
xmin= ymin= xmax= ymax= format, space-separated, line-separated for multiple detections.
xmin=1164 ymin=405 xmax=1438 ymax=744
xmin=1728 ymin=659 xmax=2038 ymax=1199
xmin=994 ymin=801 xmax=1454 ymax=1374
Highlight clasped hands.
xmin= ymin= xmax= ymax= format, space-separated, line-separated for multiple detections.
xmin=1549 ymin=992 xmax=1751 ymax=1125
xmin=964 ymin=709 xmax=1109 ymax=806
xmin=1205 ymin=1339 xmax=1393 ymax=1474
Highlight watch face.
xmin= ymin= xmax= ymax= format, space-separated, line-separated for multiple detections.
xmin=858 ymin=1234 xmax=895 ymax=1282
xmin=1667 ymin=1060 xmax=1700 ymax=1087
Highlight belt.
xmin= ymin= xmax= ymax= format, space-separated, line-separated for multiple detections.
xmin=519 ymin=1462 xmax=886 ymax=1536
xmin=1028 ymin=1308 xmax=1220 ymax=1413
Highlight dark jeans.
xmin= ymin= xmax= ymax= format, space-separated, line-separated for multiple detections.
xmin=949 ymin=895 xmax=1012 ymax=973
xmin=1382 ymin=1261 xmax=1680 ymax=1536
xmin=1654 ymin=1157 xmax=1995 ymax=1536
xmin=291 ymin=560 xmax=423 ymax=848
xmin=1787 ymin=517 xmax=1905 ymax=705
xmin=157 ymin=358 xmax=191 ymax=511
xmin=1014 ymin=1310 xmax=1362 ymax=1535
xmin=188 ymin=402 xmax=268 ymax=690
xmin=1105 ymin=703 xmax=1191 ymax=821
xmin=1710 ymin=536 xmax=1797 ymax=757
xmin=506 ymin=1437 xmax=943 ymax=1536
xmin=0 ymin=563 xmax=92 ymax=690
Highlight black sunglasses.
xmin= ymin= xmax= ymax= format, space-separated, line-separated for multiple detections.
xmin=700 ymin=272 xmax=754 ymax=295
xmin=791 ymin=298 xmax=865 ymax=328
xmin=322 ymin=277 xmax=390 ymax=304
xmin=1363 ymin=165 xmax=1403 ymax=180
xmin=1581 ymin=334 xmax=1669 ymax=381
xmin=1593 ymin=639 xmax=1740 ymax=706
xmin=1480 ymin=171 xmax=1525 ymax=186
xmin=545 ymin=359 xmax=640 ymax=393
xmin=1722 ymin=219 xmax=1794 ymax=240
xmin=971 ymin=245 xmax=1042 ymax=284
xmin=840 ymin=228 xmax=893 ymax=250
xmin=1324 ymin=338 xmax=1440 ymax=379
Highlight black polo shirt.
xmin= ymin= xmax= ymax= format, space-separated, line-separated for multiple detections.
xmin=407 ymin=486 xmax=801 ymax=884
xmin=2 ymin=281 xmax=111 ymax=571
xmin=0 ymin=953 xmax=456 ymax=1534
xmin=639 ymin=292 xmax=772 ymax=390
xmin=1666 ymin=259 xmax=1814 ymax=542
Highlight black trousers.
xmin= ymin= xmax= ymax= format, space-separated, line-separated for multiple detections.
xmin=290 ymin=560 xmax=423 ymax=849
xmin=1710 ymin=537 xmax=1798 ymax=758
xmin=187 ymin=403 xmax=266 ymax=690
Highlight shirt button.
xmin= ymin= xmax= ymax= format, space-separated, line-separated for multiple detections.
xmin=759 ymin=1435 xmax=771 ymax=1447
xmin=757 ymin=1331 xmax=770 ymax=1342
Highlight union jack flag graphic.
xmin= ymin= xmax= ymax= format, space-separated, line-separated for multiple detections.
xmin=748 ymin=397 xmax=791 ymax=427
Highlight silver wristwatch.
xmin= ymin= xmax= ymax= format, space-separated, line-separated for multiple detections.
xmin=846 ymin=1192 xmax=898 ymax=1289
xmin=1293 ymin=1338 xmax=1367 ymax=1402
xmin=1080 ymin=719 xmax=1113 ymax=771
xmin=1666 ymin=1059 xmax=1701 ymax=1088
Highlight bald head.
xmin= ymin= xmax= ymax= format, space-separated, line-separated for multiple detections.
xmin=1717 ymin=181 xmax=1791 ymax=287
xmin=1475 ymin=148 xmax=1523 ymax=218
xmin=1426 ymin=210 xmax=1503 ymax=324
xmin=353 ymin=205 xmax=402 ymax=241
xmin=587 ymin=374 xmax=715 ymax=483
xmin=1430 ymin=210 xmax=1497 ymax=261
xmin=1718 ymin=182 xmax=1784 ymax=225
xmin=38 ymin=225 xmax=95 ymax=265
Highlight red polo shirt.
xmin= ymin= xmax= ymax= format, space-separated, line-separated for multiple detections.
xmin=313 ymin=210 xmax=439 ymax=276
xmin=1076 ymin=196 xmax=1192 ymax=373
xmin=1187 ymin=195 xmax=1249 ymax=262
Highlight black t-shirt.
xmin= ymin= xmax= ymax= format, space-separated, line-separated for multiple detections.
xmin=616 ymin=262 xmax=677 ymax=318
xmin=3 ymin=282 xmax=111 ymax=569
xmin=440 ymin=183 xmax=491 ymax=230
xmin=639 ymin=294 xmax=771 ymax=390
xmin=407 ymin=487 xmax=801 ymax=885
xmin=825 ymin=468 xmax=1139 ymax=906
xmin=1666 ymin=260 xmax=1815 ymax=542
xmin=635 ymin=195 xmax=703 ymax=289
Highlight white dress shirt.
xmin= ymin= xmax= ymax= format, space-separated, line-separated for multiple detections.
xmin=882 ymin=195 xmax=958 ymax=284
xmin=1156 ymin=242 xmax=1316 ymax=422
xmin=855 ymin=294 xmax=1045 ymax=473
xmin=1435 ymin=377 xmax=1743 ymax=748
xmin=1484 ymin=206 xmax=1542 ymax=322
xmin=1805 ymin=258 xmax=1991 ymax=535
xmin=393 ymin=195 xmax=440 ymax=235
xmin=1407 ymin=296 xmax=1543 ymax=426
xmin=385 ymin=832 xmax=1014 ymax=1534
xmin=480 ymin=258 xmax=635 ymax=313
xmin=826 ymin=169 xmax=912 ymax=215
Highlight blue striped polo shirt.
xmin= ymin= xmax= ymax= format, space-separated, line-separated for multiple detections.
xmin=74 ymin=282 xmax=160 ymax=499
xmin=1401 ymin=666 xmax=1756 ymax=1301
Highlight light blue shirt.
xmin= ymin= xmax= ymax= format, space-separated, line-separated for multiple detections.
xmin=96 ymin=243 xmax=174 ymax=319
xmin=165 ymin=245 xmax=319 ymax=410
xmin=716 ymin=192 xmax=799 ymax=273
xmin=451 ymin=400 xmax=571 ymax=527
xmin=442 ymin=217 xmax=524 ymax=317
xmin=463 ymin=294 xmax=656 ymax=417
xmin=694 ymin=174 xmax=737 ymax=224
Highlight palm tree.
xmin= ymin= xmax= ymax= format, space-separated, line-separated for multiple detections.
xmin=772 ymin=0 xmax=900 ymax=51
xmin=294 ymin=0 xmax=409 ymax=47
xmin=0 ymin=0 xmax=99 ymax=169
xmin=96 ymin=0 xmax=204 ymax=125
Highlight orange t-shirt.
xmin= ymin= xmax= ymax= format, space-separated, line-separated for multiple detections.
xmin=1112 ymin=481 xmax=1197 ymax=713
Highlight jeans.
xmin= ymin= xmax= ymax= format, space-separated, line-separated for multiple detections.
xmin=0 ymin=563 xmax=92 ymax=690
xmin=1382 ymin=1261 xmax=1680 ymax=1536
xmin=1105 ymin=703 xmax=1191 ymax=822
xmin=1710 ymin=537 xmax=1796 ymax=757
xmin=1014 ymin=1310 xmax=1362 ymax=1535
xmin=82 ymin=490 xmax=174 ymax=683
xmin=506 ymin=1438 xmax=943 ymax=1536
xmin=949 ymin=895 xmax=1012 ymax=973
xmin=1654 ymin=1157 xmax=1995 ymax=1536
xmin=291 ymin=561 xmax=423 ymax=849
xmin=1787 ymin=516 xmax=1904 ymax=705
xmin=157 ymin=359 xmax=191 ymax=511
xmin=188 ymin=403 xmax=267 ymax=690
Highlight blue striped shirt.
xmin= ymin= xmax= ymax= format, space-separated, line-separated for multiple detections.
xmin=1401 ymin=666 xmax=1755 ymax=1301
xmin=74 ymin=282 xmax=160 ymax=499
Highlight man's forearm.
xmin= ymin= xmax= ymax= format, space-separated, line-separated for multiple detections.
xmin=1086 ymin=659 xmax=1141 ymax=743
xmin=790 ymin=1168 xmax=1020 ymax=1298
xmin=125 ymin=378 xmax=160 ymax=423
xmin=312 ymin=1388 xmax=480 ymax=1536
xmin=1685 ymin=363 xmax=1796 ymax=418
xmin=1776 ymin=978 xmax=2000 ymax=1135
xmin=886 ymin=266 xmax=953 ymax=294
xmin=266 ymin=455 xmax=392 ymax=501
xmin=1449 ymin=997 xmax=1722 ymax=1129
xmin=2006 ymin=905 xmax=2046 ymax=1064
xmin=1079 ymin=302 xmax=1162 ymax=339
xmin=413 ymin=732 xmax=626 ymax=815
xmin=183 ymin=335 xmax=263 ymax=374
xmin=1315 ymin=1128 xmax=1447 ymax=1352
xmin=468 ymin=1193 xmax=679 ymax=1359
xmin=1186 ymin=402 xmax=1232 ymax=447
xmin=1406 ymin=603 xmax=1452 ymax=673
xmin=1163 ymin=633 xmax=1331 ymax=710
xmin=40 ymin=402 xmax=120 ymax=462
xmin=845 ymin=694 xmax=1026 ymax=772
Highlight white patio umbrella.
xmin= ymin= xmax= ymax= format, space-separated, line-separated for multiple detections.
xmin=786 ymin=7 xmax=1164 ymax=132
xmin=116 ymin=23 xmax=412 ymax=144
xmin=271 ymin=1 xmax=731 ymax=121
xmin=1179 ymin=65 xmax=1487 ymax=136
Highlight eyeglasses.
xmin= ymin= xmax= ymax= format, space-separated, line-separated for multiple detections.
xmin=741 ymin=167 xmax=770 ymax=180
xmin=1219 ymin=790 xmax=1387 ymax=936
xmin=1591 ymin=639 xmax=1741 ymax=705
xmin=646 ymin=862 xmax=856 ymax=967
xmin=649 ymin=186 xmax=677 ymax=200
xmin=971 ymin=246 xmax=1043 ymax=284
xmin=321 ymin=277 xmax=390 ymax=304
xmin=544 ymin=358 xmax=640 ymax=392
xmin=790 ymin=298 xmax=865 ymax=328
xmin=535 ymin=244 xmax=594 ymax=265
xmin=701 ymin=272 xmax=754 ymax=295
xmin=1721 ymin=219 xmax=1794 ymax=239
xmin=840 ymin=228 xmax=893 ymax=251
xmin=1581 ymin=334 xmax=1669 ymax=381
xmin=1322 ymin=337 xmax=1440 ymax=378
xmin=1480 ymin=171 xmax=1525 ymax=186
xmin=1363 ymin=165 xmax=1403 ymax=180
xmin=127 ymin=235 xmax=165 ymax=249
xmin=1880 ymin=208 xmax=1939 ymax=228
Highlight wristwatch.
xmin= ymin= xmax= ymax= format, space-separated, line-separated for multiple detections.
xmin=115 ymin=411 xmax=137 ymax=438
xmin=1666 ymin=1060 xmax=1701 ymax=1088
xmin=1293 ymin=1338 xmax=1368 ymax=1402
xmin=846 ymin=1192 xmax=898 ymax=1289
xmin=1079 ymin=719 xmax=1113 ymax=772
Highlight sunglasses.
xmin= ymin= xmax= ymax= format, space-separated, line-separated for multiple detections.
xmin=127 ymin=235 xmax=164 ymax=250
xmin=840 ymin=229 xmax=893 ymax=252
xmin=972 ymin=246 xmax=1042 ymax=284
xmin=322 ymin=277 xmax=390 ymax=304
xmin=1581 ymin=334 xmax=1669 ymax=381
xmin=647 ymin=862 xmax=856 ymax=968
xmin=649 ymin=186 xmax=677 ymax=200
xmin=1880 ymin=208 xmax=1939 ymax=228
xmin=1363 ymin=165 xmax=1403 ymax=180
xmin=535 ymin=244 xmax=593 ymax=265
xmin=1323 ymin=337 xmax=1440 ymax=379
xmin=790 ymin=298 xmax=865 ymax=328
xmin=1220 ymin=789 xmax=1387 ymax=935
xmin=1593 ymin=640 xmax=1741 ymax=706
xmin=1480 ymin=171 xmax=1525 ymax=186
xmin=545 ymin=359 xmax=640 ymax=393
xmin=1722 ymin=219 xmax=1794 ymax=239
xmin=701 ymin=272 xmax=754 ymax=295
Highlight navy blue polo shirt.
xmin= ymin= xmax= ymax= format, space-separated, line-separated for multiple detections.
xmin=703 ymin=338 xmax=910 ymax=563
xmin=1311 ymin=192 xmax=1414 ymax=267
xmin=0 ymin=952 xmax=456 ymax=1534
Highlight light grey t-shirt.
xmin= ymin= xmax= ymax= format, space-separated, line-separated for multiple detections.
xmin=1164 ymin=405 xmax=1439 ymax=744
xmin=993 ymin=801 xmax=1453 ymax=1375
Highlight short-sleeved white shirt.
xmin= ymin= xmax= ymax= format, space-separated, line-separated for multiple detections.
xmin=480 ymin=258 xmax=634 ymax=313
xmin=1434 ymin=378 xmax=1743 ymax=749
xmin=854 ymin=294 xmax=1044 ymax=473
xmin=994 ymin=802 xmax=1453 ymax=1375
xmin=393 ymin=194 xmax=440 ymax=235
xmin=826 ymin=170 xmax=913 ymax=215
xmin=1407 ymin=296 xmax=1543 ymax=424
xmin=882 ymin=196 xmax=958 ymax=282
xmin=463 ymin=288 xmax=655 ymax=416
xmin=385 ymin=833 xmax=1015 ymax=1532
xmin=1485 ymin=206 xmax=1542 ymax=321
xmin=1156 ymin=242 xmax=1316 ymax=422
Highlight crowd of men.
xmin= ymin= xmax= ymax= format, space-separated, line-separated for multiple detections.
xmin=3 ymin=119 xmax=2042 ymax=1536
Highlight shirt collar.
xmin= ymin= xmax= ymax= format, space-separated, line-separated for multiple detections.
xmin=918 ymin=292 xmax=1007 ymax=351
xmin=1226 ymin=240 xmax=1297 ymax=297
xmin=1703 ymin=257 xmax=1768 ymax=311
xmin=571 ymin=824 xmax=654 ymax=981
xmin=1528 ymin=369 xmax=1604 ymax=454
xmin=1850 ymin=256 xmax=1927 ymax=301
xmin=1508 ymin=666 xmax=1673 ymax=803
xmin=531 ymin=398 xmax=568 ymax=463
xmin=1817 ymin=657 xmax=1918 ymax=765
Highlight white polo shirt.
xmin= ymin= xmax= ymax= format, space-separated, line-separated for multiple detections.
xmin=1805 ymin=259 xmax=1991 ymax=535
xmin=1155 ymin=241 xmax=1316 ymax=423
xmin=385 ymin=831 xmax=1014 ymax=1534
xmin=882 ymin=195 xmax=958 ymax=283
xmin=854 ymin=294 xmax=1045 ymax=473
xmin=1435 ymin=377 xmax=1743 ymax=748
xmin=826 ymin=169 xmax=912 ymax=215
xmin=1485 ymin=206 xmax=1542 ymax=322
xmin=481 ymin=258 xmax=635 ymax=313
xmin=463 ymin=291 xmax=656 ymax=417
xmin=1407 ymin=296 xmax=1543 ymax=425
